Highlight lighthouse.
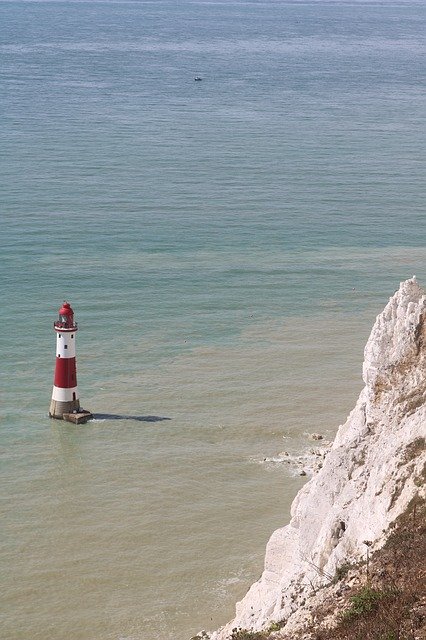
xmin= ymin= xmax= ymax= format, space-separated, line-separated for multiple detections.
xmin=49 ymin=302 xmax=92 ymax=423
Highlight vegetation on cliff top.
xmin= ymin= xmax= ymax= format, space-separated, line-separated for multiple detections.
xmin=315 ymin=498 xmax=425 ymax=640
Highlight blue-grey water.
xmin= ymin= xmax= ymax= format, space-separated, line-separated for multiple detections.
xmin=1 ymin=1 xmax=425 ymax=638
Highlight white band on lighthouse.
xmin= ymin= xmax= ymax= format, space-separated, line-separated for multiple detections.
xmin=51 ymin=386 xmax=79 ymax=402
xmin=56 ymin=333 xmax=76 ymax=358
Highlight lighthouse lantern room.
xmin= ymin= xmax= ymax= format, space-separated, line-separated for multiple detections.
xmin=49 ymin=302 xmax=92 ymax=423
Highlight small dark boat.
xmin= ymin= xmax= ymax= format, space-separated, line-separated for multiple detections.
xmin=194 ymin=76 xmax=203 ymax=81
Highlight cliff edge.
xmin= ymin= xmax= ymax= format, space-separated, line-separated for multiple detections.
xmin=213 ymin=277 xmax=426 ymax=638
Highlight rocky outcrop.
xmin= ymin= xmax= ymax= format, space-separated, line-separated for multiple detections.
xmin=213 ymin=278 xmax=426 ymax=638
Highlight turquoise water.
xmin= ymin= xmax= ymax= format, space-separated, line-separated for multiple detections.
xmin=1 ymin=1 xmax=425 ymax=638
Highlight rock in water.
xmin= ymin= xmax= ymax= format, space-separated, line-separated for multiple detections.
xmin=212 ymin=278 xmax=425 ymax=638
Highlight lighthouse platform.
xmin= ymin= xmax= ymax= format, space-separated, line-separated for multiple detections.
xmin=62 ymin=410 xmax=93 ymax=425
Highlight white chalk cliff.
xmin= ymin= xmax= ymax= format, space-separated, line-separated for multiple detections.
xmin=214 ymin=277 xmax=426 ymax=638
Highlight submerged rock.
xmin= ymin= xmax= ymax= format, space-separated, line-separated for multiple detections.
xmin=212 ymin=278 xmax=426 ymax=638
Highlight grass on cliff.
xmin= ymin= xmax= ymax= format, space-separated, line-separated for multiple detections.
xmin=312 ymin=498 xmax=426 ymax=640
xmin=254 ymin=497 xmax=426 ymax=640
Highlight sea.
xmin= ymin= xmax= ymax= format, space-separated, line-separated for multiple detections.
xmin=1 ymin=0 xmax=425 ymax=638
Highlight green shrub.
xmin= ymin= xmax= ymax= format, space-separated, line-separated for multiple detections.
xmin=341 ymin=586 xmax=384 ymax=621
xmin=230 ymin=628 xmax=267 ymax=640
xmin=334 ymin=562 xmax=351 ymax=582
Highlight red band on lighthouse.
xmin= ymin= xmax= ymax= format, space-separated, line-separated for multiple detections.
xmin=54 ymin=357 xmax=77 ymax=388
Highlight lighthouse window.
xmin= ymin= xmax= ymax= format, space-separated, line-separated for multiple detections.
xmin=59 ymin=334 xmax=61 ymax=338
xmin=64 ymin=345 xmax=68 ymax=349
xmin=71 ymin=335 xmax=74 ymax=339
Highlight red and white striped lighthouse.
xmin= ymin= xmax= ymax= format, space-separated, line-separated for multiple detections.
xmin=49 ymin=301 xmax=87 ymax=419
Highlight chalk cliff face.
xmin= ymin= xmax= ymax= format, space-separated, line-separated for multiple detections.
xmin=214 ymin=278 xmax=426 ymax=637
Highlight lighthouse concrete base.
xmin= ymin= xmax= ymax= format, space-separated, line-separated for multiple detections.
xmin=49 ymin=398 xmax=80 ymax=419
xmin=63 ymin=410 xmax=93 ymax=425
